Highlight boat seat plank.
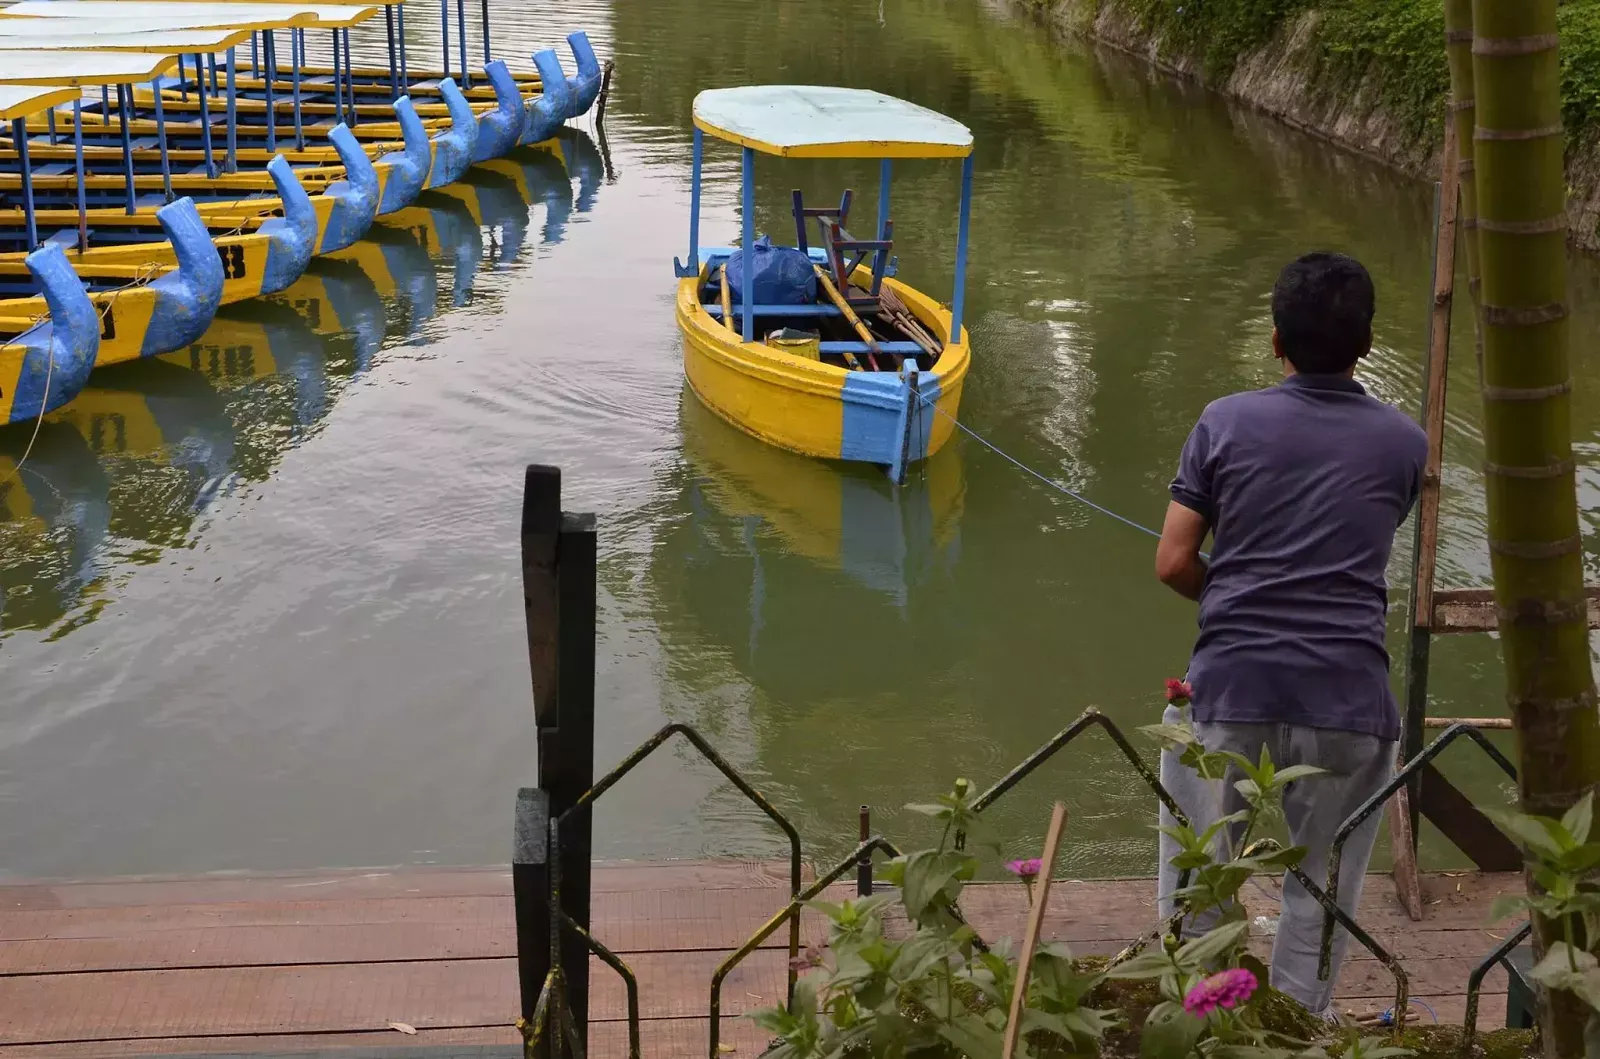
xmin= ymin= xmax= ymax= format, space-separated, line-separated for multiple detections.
xmin=820 ymin=341 xmax=922 ymax=354
xmin=32 ymin=164 xmax=73 ymax=177
xmin=702 ymin=303 xmax=843 ymax=319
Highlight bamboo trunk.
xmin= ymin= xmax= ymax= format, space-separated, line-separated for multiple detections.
xmin=1472 ymin=2 xmax=1600 ymax=1055
xmin=1445 ymin=0 xmax=1484 ymax=344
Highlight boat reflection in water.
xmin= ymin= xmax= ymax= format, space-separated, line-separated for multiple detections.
xmin=653 ymin=389 xmax=965 ymax=701
xmin=0 ymin=422 xmax=111 ymax=631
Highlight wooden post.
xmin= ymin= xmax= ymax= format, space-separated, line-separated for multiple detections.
xmin=1001 ymin=803 xmax=1069 ymax=1059
xmin=517 ymin=465 xmax=597 ymax=1049
xmin=514 ymin=786 xmax=551 ymax=1024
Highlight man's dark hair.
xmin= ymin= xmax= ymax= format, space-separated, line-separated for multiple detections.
xmin=1271 ymin=252 xmax=1375 ymax=374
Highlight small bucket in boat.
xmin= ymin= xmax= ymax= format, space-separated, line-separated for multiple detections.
xmin=766 ymin=328 xmax=821 ymax=361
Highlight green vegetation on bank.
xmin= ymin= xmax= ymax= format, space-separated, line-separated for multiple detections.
xmin=1057 ymin=0 xmax=1600 ymax=149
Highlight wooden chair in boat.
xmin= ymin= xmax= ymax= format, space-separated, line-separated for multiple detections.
xmin=790 ymin=188 xmax=893 ymax=311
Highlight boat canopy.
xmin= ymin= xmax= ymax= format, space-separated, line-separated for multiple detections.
xmin=0 ymin=11 xmax=314 ymax=33
xmin=0 ymin=49 xmax=182 ymax=86
xmin=0 ymin=84 xmax=82 ymax=121
xmin=1 ymin=1 xmax=384 ymax=30
xmin=692 ymin=86 xmax=974 ymax=159
xmin=0 ymin=27 xmax=259 ymax=54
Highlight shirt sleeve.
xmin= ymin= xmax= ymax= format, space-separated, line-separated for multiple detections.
xmin=1170 ymin=416 xmax=1215 ymax=523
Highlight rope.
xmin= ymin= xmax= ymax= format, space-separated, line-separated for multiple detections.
xmin=914 ymin=390 xmax=1165 ymax=542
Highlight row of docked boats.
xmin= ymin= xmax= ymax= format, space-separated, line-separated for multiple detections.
xmin=0 ymin=0 xmax=605 ymax=427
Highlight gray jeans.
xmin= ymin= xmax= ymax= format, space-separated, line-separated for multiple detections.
xmin=1156 ymin=705 xmax=1393 ymax=1015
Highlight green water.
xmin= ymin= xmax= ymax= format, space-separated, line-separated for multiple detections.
xmin=0 ymin=0 xmax=1582 ymax=881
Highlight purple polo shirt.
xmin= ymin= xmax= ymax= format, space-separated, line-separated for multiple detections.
xmin=1171 ymin=373 xmax=1427 ymax=741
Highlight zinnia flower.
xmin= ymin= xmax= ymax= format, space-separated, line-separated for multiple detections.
xmin=1006 ymin=858 xmax=1043 ymax=880
xmin=1183 ymin=968 xmax=1258 ymax=1017
xmin=1165 ymin=678 xmax=1192 ymax=706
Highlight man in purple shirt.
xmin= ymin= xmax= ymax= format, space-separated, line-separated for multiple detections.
xmin=1154 ymin=252 xmax=1428 ymax=1018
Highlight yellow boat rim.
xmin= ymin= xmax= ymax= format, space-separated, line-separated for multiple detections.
xmin=0 ymin=12 xmax=316 ymax=35
xmin=692 ymin=85 xmax=974 ymax=160
xmin=0 ymin=27 xmax=260 ymax=55
xmin=1 ymin=1 xmax=385 ymax=30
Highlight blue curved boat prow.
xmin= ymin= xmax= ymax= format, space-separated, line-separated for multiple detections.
xmin=565 ymin=32 xmax=602 ymax=117
xmin=426 ymin=78 xmax=479 ymax=189
xmin=142 ymin=198 xmax=225 ymax=358
xmin=521 ymin=50 xmax=572 ymax=146
xmin=7 ymin=244 xmax=98 ymax=424
xmin=257 ymin=154 xmax=317 ymax=294
xmin=376 ymin=96 xmax=429 ymax=216
xmin=472 ymin=61 xmax=524 ymax=163
xmin=321 ymin=124 xmax=380 ymax=253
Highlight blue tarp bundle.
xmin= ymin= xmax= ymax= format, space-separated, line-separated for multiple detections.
xmin=726 ymin=236 xmax=816 ymax=305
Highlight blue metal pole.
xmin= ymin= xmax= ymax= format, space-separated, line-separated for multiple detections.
xmin=209 ymin=52 xmax=219 ymax=95
xmin=226 ymin=47 xmax=238 ymax=173
xmin=116 ymin=85 xmax=135 ymax=215
xmin=12 ymin=118 xmax=36 ymax=251
xmin=45 ymin=106 xmax=56 ymax=145
xmin=397 ymin=4 xmax=408 ymax=86
xmin=252 ymin=32 xmax=259 ymax=77
xmin=385 ymin=6 xmax=400 ymax=100
xmin=73 ymin=100 xmax=87 ymax=254
xmin=481 ymin=0 xmax=490 ymax=62
xmin=331 ymin=30 xmax=343 ymax=127
xmin=687 ymin=126 xmax=702 ymax=274
xmin=177 ymin=54 xmax=187 ymax=101
xmin=456 ymin=0 xmax=468 ymax=88
xmin=441 ymin=0 xmax=450 ymax=79
xmin=101 ymin=86 xmax=109 ymax=126
xmin=343 ymin=31 xmax=358 ymax=126
xmin=195 ymin=55 xmax=216 ymax=180
xmin=292 ymin=31 xmax=304 ymax=147
xmin=878 ymin=159 xmax=892 ymax=240
xmin=263 ymin=34 xmax=277 ymax=152
xmin=950 ymin=154 xmax=974 ymax=340
xmin=741 ymin=146 xmax=754 ymax=343
xmin=151 ymin=79 xmax=172 ymax=201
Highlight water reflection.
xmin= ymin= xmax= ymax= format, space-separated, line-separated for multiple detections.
xmin=0 ymin=137 xmax=604 ymax=638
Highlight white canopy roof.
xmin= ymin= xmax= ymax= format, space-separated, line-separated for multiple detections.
xmin=692 ymin=86 xmax=973 ymax=159
xmin=0 ymin=83 xmax=81 ymax=120
xmin=0 ymin=49 xmax=180 ymax=86
xmin=2 ymin=1 xmax=381 ymax=28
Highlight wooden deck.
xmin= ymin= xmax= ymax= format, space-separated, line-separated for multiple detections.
xmin=0 ymin=862 xmax=1522 ymax=1058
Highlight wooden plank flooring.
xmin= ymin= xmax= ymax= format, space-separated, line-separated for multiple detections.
xmin=0 ymin=863 xmax=1523 ymax=1058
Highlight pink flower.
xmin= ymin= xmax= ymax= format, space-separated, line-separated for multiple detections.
xmin=1006 ymin=858 xmax=1043 ymax=880
xmin=1183 ymin=968 xmax=1258 ymax=1018
xmin=1165 ymin=679 xmax=1192 ymax=706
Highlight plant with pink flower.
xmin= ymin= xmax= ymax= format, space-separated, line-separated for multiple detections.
xmin=1183 ymin=967 xmax=1258 ymax=1017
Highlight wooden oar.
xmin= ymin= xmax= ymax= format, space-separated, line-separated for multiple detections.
xmin=719 ymin=264 xmax=735 ymax=334
xmin=814 ymin=265 xmax=877 ymax=370
xmin=1001 ymin=802 xmax=1069 ymax=1059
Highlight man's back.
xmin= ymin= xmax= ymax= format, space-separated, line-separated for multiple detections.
xmin=1170 ymin=373 xmax=1427 ymax=740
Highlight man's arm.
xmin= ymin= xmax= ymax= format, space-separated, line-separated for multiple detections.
xmin=1155 ymin=502 xmax=1209 ymax=602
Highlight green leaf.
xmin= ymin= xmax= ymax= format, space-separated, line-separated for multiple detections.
xmin=1270 ymin=764 xmax=1327 ymax=787
xmin=1488 ymin=892 xmax=1533 ymax=924
xmin=1486 ymin=807 xmax=1571 ymax=858
xmin=1106 ymin=948 xmax=1177 ymax=980
xmin=1528 ymin=942 xmax=1599 ymax=993
xmin=934 ymin=1014 xmax=1004 ymax=1059
xmin=1566 ymin=794 xmax=1598 ymax=846
xmin=1175 ymin=919 xmax=1250 ymax=971
xmin=1140 ymin=1000 xmax=1204 ymax=1059
xmin=903 ymin=803 xmax=947 ymax=819
xmin=898 ymin=850 xmax=973 ymax=922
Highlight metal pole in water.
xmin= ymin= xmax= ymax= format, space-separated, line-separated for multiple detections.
xmin=385 ymin=5 xmax=399 ymax=100
xmin=263 ymin=33 xmax=277 ymax=152
xmin=12 ymin=118 xmax=36 ymax=251
xmin=741 ymin=146 xmax=754 ymax=342
xmin=225 ymin=47 xmax=238 ymax=173
xmin=950 ymin=154 xmax=974 ymax=339
xmin=440 ymin=0 xmax=450 ymax=79
xmin=74 ymin=100 xmax=87 ymax=254
xmin=116 ymin=85 xmax=135 ymax=215
xmin=857 ymin=807 xmax=872 ymax=897
xmin=195 ymin=55 xmax=216 ymax=180
xmin=687 ymin=127 xmax=702 ymax=274
xmin=292 ymin=31 xmax=304 ymax=148
xmin=151 ymin=78 xmax=172 ymax=201
xmin=456 ymin=0 xmax=468 ymax=88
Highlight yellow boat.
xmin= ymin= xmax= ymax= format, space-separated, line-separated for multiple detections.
xmin=673 ymin=86 xmax=974 ymax=483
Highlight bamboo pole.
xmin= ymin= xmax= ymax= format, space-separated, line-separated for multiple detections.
xmin=1472 ymin=2 xmax=1600 ymax=1055
xmin=719 ymin=264 xmax=734 ymax=334
xmin=1444 ymin=0 xmax=1485 ymax=376
xmin=1001 ymin=802 xmax=1068 ymax=1059
xmin=814 ymin=265 xmax=872 ymax=369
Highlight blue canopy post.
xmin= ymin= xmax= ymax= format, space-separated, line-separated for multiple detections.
xmin=673 ymin=125 xmax=703 ymax=279
xmin=251 ymin=32 xmax=259 ymax=77
xmin=440 ymin=0 xmax=451 ymax=80
xmin=950 ymin=154 xmax=973 ymax=341
xmin=225 ymin=47 xmax=239 ymax=173
xmin=73 ymin=99 xmax=87 ymax=253
xmin=741 ymin=146 xmax=755 ymax=342
xmin=481 ymin=0 xmax=491 ymax=62
xmin=330 ymin=30 xmax=344 ymax=127
xmin=151 ymin=78 xmax=173 ymax=201
xmin=292 ymin=31 xmax=305 ymax=148
xmin=100 ymin=86 xmax=109 ymax=126
xmin=177 ymin=55 xmax=187 ymax=101
xmin=397 ymin=4 xmax=409 ymax=86
xmin=195 ymin=54 xmax=216 ymax=180
xmin=455 ymin=0 xmax=469 ymax=88
xmin=45 ymin=107 xmax=56 ymax=146
xmin=263 ymin=34 xmax=278 ymax=153
xmin=342 ymin=31 xmax=358 ymax=126
xmin=385 ymin=6 xmax=400 ymax=99
xmin=209 ymin=53 xmax=219 ymax=95
xmin=115 ymin=84 xmax=135 ymax=215
xmin=11 ymin=118 xmax=37 ymax=251
xmin=878 ymin=159 xmax=892 ymax=236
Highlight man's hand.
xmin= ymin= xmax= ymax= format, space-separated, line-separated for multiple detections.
xmin=1156 ymin=502 xmax=1209 ymax=602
